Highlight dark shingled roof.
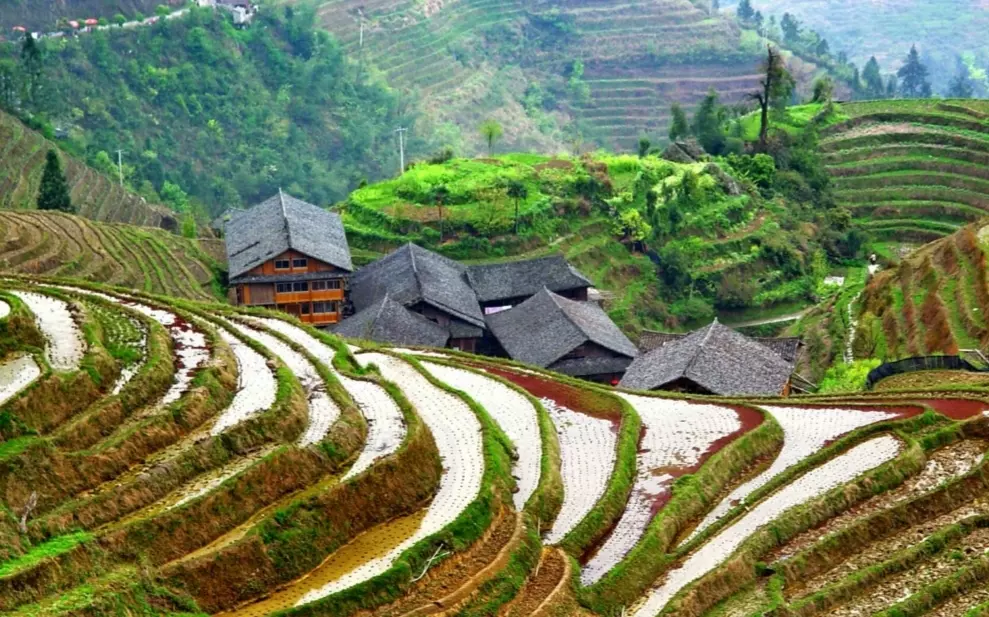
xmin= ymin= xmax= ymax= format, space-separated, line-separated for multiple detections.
xmin=466 ymin=255 xmax=592 ymax=304
xmin=487 ymin=288 xmax=637 ymax=370
xmin=638 ymin=329 xmax=801 ymax=363
xmin=333 ymin=295 xmax=449 ymax=348
xmin=349 ymin=243 xmax=485 ymax=329
xmin=620 ymin=320 xmax=796 ymax=396
xmin=226 ymin=191 xmax=353 ymax=280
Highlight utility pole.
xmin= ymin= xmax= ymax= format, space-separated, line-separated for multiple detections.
xmin=115 ymin=149 xmax=125 ymax=186
xmin=394 ymin=127 xmax=407 ymax=175
xmin=358 ymin=9 xmax=364 ymax=48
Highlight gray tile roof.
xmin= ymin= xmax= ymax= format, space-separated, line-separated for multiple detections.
xmin=226 ymin=191 xmax=353 ymax=280
xmin=466 ymin=255 xmax=592 ymax=304
xmin=333 ymin=294 xmax=449 ymax=348
xmin=638 ymin=329 xmax=801 ymax=362
xmin=486 ymin=288 xmax=637 ymax=370
xmin=349 ymin=243 xmax=485 ymax=329
xmin=620 ymin=320 xmax=796 ymax=396
xmin=230 ymin=271 xmax=348 ymax=285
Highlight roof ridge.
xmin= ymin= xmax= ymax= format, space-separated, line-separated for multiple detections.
xmin=407 ymin=242 xmax=424 ymax=301
xmin=683 ymin=319 xmax=719 ymax=377
xmin=278 ymin=188 xmax=294 ymax=249
xmin=542 ymin=288 xmax=587 ymax=366
xmin=369 ymin=292 xmax=390 ymax=337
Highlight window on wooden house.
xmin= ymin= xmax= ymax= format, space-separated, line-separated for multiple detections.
xmin=276 ymin=282 xmax=292 ymax=293
xmin=313 ymin=301 xmax=339 ymax=314
xmin=301 ymin=303 xmax=311 ymax=315
xmin=328 ymin=279 xmax=341 ymax=289
xmin=274 ymin=259 xmax=291 ymax=270
xmin=293 ymin=258 xmax=308 ymax=268
xmin=292 ymin=282 xmax=309 ymax=292
xmin=312 ymin=281 xmax=327 ymax=291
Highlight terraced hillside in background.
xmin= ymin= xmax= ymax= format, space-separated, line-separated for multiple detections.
xmin=0 ymin=211 xmax=222 ymax=301
xmin=1 ymin=277 xmax=989 ymax=617
xmin=0 ymin=110 xmax=177 ymax=230
xmin=855 ymin=220 xmax=989 ymax=362
xmin=305 ymin=0 xmax=810 ymax=152
xmin=822 ymin=100 xmax=989 ymax=243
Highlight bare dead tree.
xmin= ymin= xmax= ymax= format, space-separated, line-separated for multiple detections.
xmin=18 ymin=491 xmax=38 ymax=534
xmin=748 ymin=45 xmax=795 ymax=148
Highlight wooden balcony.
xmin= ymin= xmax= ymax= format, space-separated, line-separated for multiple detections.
xmin=274 ymin=289 xmax=344 ymax=305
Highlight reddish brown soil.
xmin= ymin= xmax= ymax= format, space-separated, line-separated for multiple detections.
xmin=916 ymin=398 xmax=989 ymax=420
xmin=480 ymin=366 xmax=621 ymax=428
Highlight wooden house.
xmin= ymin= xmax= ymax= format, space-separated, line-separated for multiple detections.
xmin=466 ymin=255 xmax=592 ymax=314
xmin=226 ymin=191 xmax=353 ymax=325
xmin=620 ymin=320 xmax=798 ymax=396
xmin=345 ymin=243 xmax=486 ymax=352
xmin=485 ymin=288 xmax=638 ymax=383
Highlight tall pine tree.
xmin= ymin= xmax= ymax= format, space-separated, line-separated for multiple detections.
xmin=736 ymin=0 xmax=754 ymax=22
xmin=37 ymin=150 xmax=73 ymax=213
xmin=897 ymin=45 xmax=932 ymax=98
xmin=948 ymin=66 xmax=974 ymax=98
xmin=669 ymin=103 xmax=690 ymax=141
xmin=862 ymin=57 xmax=885 ymax=98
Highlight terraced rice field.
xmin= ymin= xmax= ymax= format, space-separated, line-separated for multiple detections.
xmin=822 ymin=100 xmax=989 ymax=242
xmin=3 ymin=275 xmax=989 ymax=617
xmin=300 ymin=0 xmax=769 ymax=152
xmin=0 ymin=211 xmax=221 ymax=301
xmin=0 ymin=109 xmax=176 ymax=229
xmin=857 ymin=220 xmax=989 ymax=359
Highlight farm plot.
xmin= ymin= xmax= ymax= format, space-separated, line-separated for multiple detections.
xmin=631 ymin=435 xmax=904 ymax=617
xmin=246 ymin=316 xmax=405 ymax=480
xmin=9 ymin=290 xmax=85 ymax=371
xmin=687 ymin=404 xmax=910 ymax=541
xmin=222 ymin=318 xmax=339 ymax=447
xmin=541 ymin=396 xmax=617 ymax=545
xmin=210 ymin=330 xmax=277 ymax=435
xmin=0 ymin=354 xmax=42 ymax=406
xmin=294 ymin=352 xmax=484 ymax=605
xmin=86 ymin=300 xmax=147 ymax=396
xmin=53 ymin=286 xmax=209 ymax=412
xmin=580 ymin=395 xmax=748 ymax=585
xmin=774 ymin=438 xmax=988 ymax=562
xmin=422 ymin=361 xmax=542 ymax=510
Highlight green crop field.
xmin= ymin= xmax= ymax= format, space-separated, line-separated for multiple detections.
xmin=0 ymin=211 xmax=223 ymax=301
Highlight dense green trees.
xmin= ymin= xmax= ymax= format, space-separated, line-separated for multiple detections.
xmin=0 ymin=6 xmax=415 ymax=217
xmin=669 ymin=103 xmax=689 ymax=142
xmin=948 ymin=66 xmax=974 ymax=98
xmin=479 ymin=120 xmax=504 ymax=155
xmin=37 ymin=150 xmax=74 ymax=212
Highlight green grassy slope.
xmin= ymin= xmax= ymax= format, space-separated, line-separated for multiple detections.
xmin=342 ymin=151 xmax=829 ymax=335
xmin=820 ymin=100 xmax=989 ymax=243
xmin=0 ymin=110 xmax=176 ymax=229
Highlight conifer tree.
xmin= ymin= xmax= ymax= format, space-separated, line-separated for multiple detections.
xmin=862 ymin=57 xmax=885 ymax=98
xmin=948 ymin=66 xmax=974 ymax=98
xmin=780 ymin=13 xmax=801 ymax=44
xmin=736 ymin=0 xmax=754 ymax=22
xmin=897 ymin=45 xmax=932 ymax=98
xmin=37 ymin=150 xmax=73 ymax=213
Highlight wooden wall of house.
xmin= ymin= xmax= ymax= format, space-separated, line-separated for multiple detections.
xmin=247 ymin=250 xmax=341 ymax=276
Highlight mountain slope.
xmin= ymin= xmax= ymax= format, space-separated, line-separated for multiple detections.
xmin=732 ymin=0 xmax=989 ymax=91
xmin=304 ymin=0 xmax=821 ymax=152
xmin=0 ymin=210 xmax=223 ymax=300
xmin=0 ymin=0 xmax=185 ymax=31
xmin=0 ymin=110 xmax=177 ymax=229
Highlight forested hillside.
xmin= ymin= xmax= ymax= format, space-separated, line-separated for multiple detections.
xmin=732 ymin=0 xmax=989 ymax=94
xmin=0 ymin=5 xmax=415 ymax=216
